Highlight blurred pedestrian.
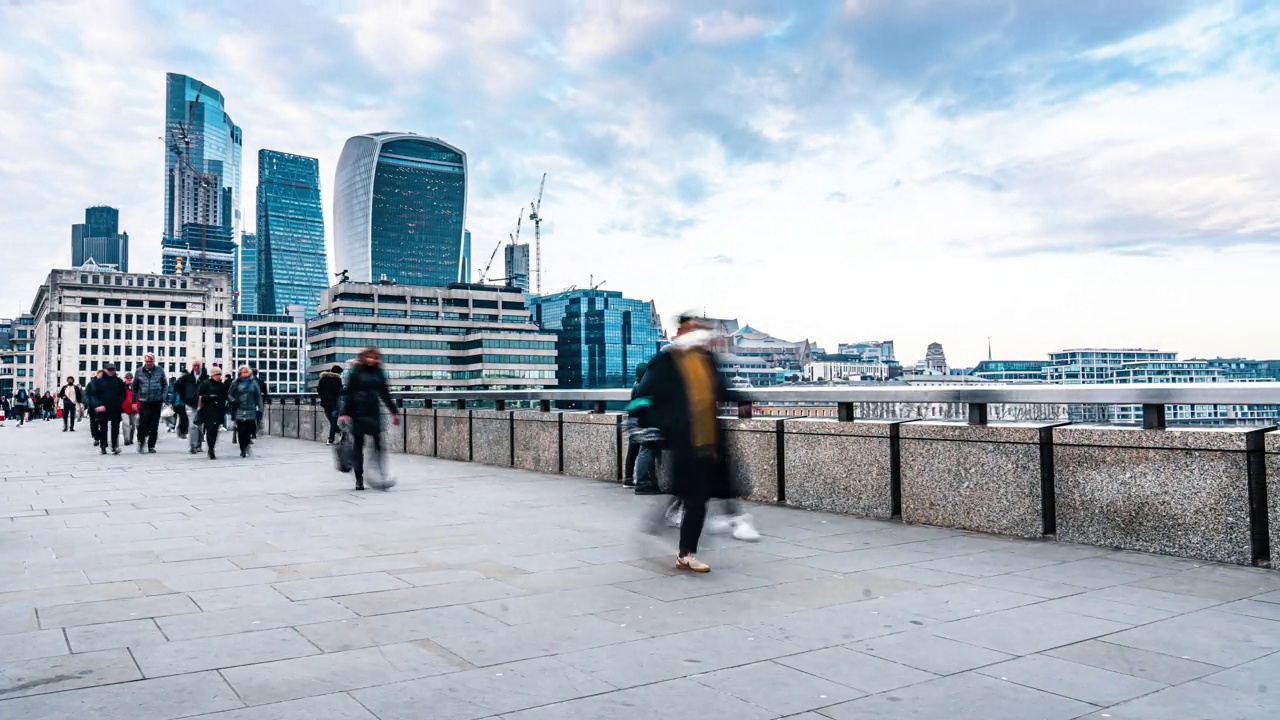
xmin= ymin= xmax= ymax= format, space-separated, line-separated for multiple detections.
xmin=228 ymin=366 xmax=263 ymax=458
xmin=197 ymin=367 xmax=228 ymax=460
xmin=85 ymin=370 xmax=105 ymax=447
xmin=251 ymin=368 xmax=268 ymax=438
xmin=338 ymin=348 xmax=400 ymax=491
xmin=12 ymin=388 xmax=29 ymax=427
xmin=318 ymin=364 xmax=344 ymax=445
xmin=131 ymin=352 xmax=168 ymax=454
xmin=176 ymin=360 xmax=208 ymax=453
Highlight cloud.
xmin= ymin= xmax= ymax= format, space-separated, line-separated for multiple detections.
xmin=826 ymin=191 xmax=850 ymax=202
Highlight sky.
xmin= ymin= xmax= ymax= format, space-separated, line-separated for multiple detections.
xmin=1 ymin=0 xmax=1278 ymax=367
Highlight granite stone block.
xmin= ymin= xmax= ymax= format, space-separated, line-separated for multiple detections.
xmin=404 ymin=408 xmax=435 ymax=457
xmin=436 ymin=409 xmax=471 ymax=462
xmin=472 ymin=410 xmax=512 ymax=467
xmin=260 ymin=404 xmax=274 ymax=435
xmin=281 ymin=405 xmax=300 ymax=438
xmin=298 ymin=405 xmax=317 ymax=442
xmin=513 ymin=411 xmax=560 ymax=474
xmin=1267 ymin=430 xmax=1279 ymax=565
xmin=899 ymin=422 xmax=1057 ymax=538
xmin=1056 ymin=425 xmax=1262 ymax=565
xmin=269 ymin=404 xmax=284 ymax=436
xmin=783 ymin=419 xmax=901 ymax=519
xmin=562 ymin=412 xmax=621 ymax=481
xmin=379 ymin=410 xmax=406 ymax=453
xmin=721 ymin=418 xmax=780 ymax=502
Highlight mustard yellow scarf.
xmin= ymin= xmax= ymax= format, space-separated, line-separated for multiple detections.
xmin=672 ymin=348 xmax=717 ymax=457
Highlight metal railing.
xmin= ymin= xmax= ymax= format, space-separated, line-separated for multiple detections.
xmin=268 ymin=383 xmax=1280 ymax=430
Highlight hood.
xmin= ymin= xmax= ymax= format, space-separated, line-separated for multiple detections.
xmin=320 ymin=371 xmax=342 ymax=380
xmin=666 ymin=329 xmax=714 ymax=351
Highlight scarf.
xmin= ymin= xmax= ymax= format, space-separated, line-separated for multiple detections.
xmin=672 ymin=347 xmax=718 ymax=458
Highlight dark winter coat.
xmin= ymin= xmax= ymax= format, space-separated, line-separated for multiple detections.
xmin=61 ymin=383 xmax=82 ymax=406
xmin=14 ymin=390 xmax=30 ymax=408
xmin=175 ymin=368 xmax=208 ymax=407
xmin=340 ymin=363 xmax=396 ymax=434
xmin=196 ymin=378 xmax=228 ymax=420
xmin=90 ymin=375 xmax=128 ymax=420
xmin=317 ymin=371 xmax=343 ymax=411
xmin=227 ymin=378 xmax=263 ymax=423
xmin=131 ymin=365 xmax=168 ymax=403
xmin=628 ymin=342 xmax=741 ymax=501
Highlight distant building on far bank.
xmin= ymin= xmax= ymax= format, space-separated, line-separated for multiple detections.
xmin=530 ymin=288 xmax=663 ymax=389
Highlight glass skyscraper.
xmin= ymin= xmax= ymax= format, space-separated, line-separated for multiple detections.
xmin=333 ymin=132 xmax=467 ymax=287
xmin=530 ymin=289 xmax=664 ymax=389
xmin=71 ymin=206 xmax=129 ymax=271
xmin=163 ymin=73 xmax=242 ymax=276
xmin=256 ymin=150 xmax=329 ymax=316
xmin=239 ymin=232 xmax=259 ymax=314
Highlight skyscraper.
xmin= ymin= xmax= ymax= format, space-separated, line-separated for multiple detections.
xmin=530 ymin=288 xmax=664 ymax=389
xmin=239 ymin=232 xmax=259 ymax=314
xmin=162 ymin=73 xmax=242 ymax=276
xmin=256 ymin=150 xmax=329 ymax=316
xmin=71 ymin=206 xmax=129 ymax=271
xmin=333 ymin=132 xmax=467 ymax=287
xmin=460 ymin=229 xmax=472 ymax=283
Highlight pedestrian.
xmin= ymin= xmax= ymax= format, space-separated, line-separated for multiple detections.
xmin=60 ymin=377 xmax=81 ymax=432
xmin=0 ymin=395 xmax=10 ymax=426
xmin=131 ymin=352 xmax=168 ymax=454
xmin=337 ymin=348 xmax=400 ymax=491
xmin=221 ymin=370 xmax=234 ymax=431
xmin=627 ymin=312 xmax=758 ymax=573
xmin=624 ymin=361 xmax=649 ymax=489
xmin=41 ymin=392 xmax=54 ymax=421
xmin=85 ymin=371 xmax=105 ymax=445
xmin=121 ymin=373 xmax=139 ymax=445
xmin=13 ymin=388 xmax=29 ymax=427
xmin=196 ymin=367 xmax=228 ymax=460
xmin=318 ymin=364 xmax=344 ymax=445
xmin=90 ymin=364 xmax=127 ymax=455
xmin=175 ymin=360 xmax=207 ymax=453
xmin=251 ymin=368 xmax=268 ymax=438
xmin=228 ymin=366 xmax=263 ymax=458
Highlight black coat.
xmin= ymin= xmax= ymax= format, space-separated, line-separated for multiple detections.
xmin=630 ymin=344 xmax=741 ymax=500
xmin=175 ymin=369 xmax=207 ymax=407
xmin=341 ymin=364 xmax=395 ymax=434
xmin=90 ymin=375 xmax=128 ymax=419
xmin=317 ymin=371 xmax=343 ymax=411
xmin=196 ymin=378 xmax=227 ymax=420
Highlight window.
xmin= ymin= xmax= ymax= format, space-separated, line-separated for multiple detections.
xmin=91 ymin=345 xmax=98 ymax=355
xmin=79 ymin=344 xmax=87 ymax=354
xmin=91 ymin=313 xmax=99 ymax=323
xmin=79 ymin=361 xmax=86 ymax=371
xmin=169 ymin=331 xmax=176 ymax=342
xmin=147 ymin=278 xmax=155 ymax=287
xmin=180 ymin=317 xmax=187 ymax=326
xmin=125 ymin=314 xmax=132 ymax=324
xmin=79 ymin=328 xmax=87 ymax=339
xmin=169 ymin=316 xmax=177 ymax=326
xmin=82 ymin=297 xmax=99 ymax=305
xmin=127 ymin=299 xmax=143 ymax=307
xmin=91 ymin=329 xmax=99 ymax=339
xmin=79 ymin=312 xmax=88 ymax=322
xmin=147 ymin=331 xmax=154 ymax=341
xmin=149 ymin=300 xmax=165 ymax=308
xmin=114 ymin=314 xmax=122 ymax=323
xmin=114 ymin=276 xmax=122 ymax=286
xmin=215 ymin=333 xmax=223 ymax=343
xmin=103 ymin=298 xmax=121 ymax=306
xmin=171 ymin=302 xmax=186 ymax=309
xmin=125 ymin=330 xmax=133 ymax=340
xmin=147 ymin=315 xmax=155 ymax=325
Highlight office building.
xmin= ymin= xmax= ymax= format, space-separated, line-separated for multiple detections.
xmin=838 ymin=340 xmax=895 ymax=362
xmin=721 ymin=326 xmax=818 ymax=371
xmin=804 ymin=358 xmax=890 ymax=383
xmin=504 ymin=243 xmax=531 ymax=292
xmin=164 ymin=73 xmax=242 ymax=242
xmin=29 ymin=269 xmax=233 ymax=390
xmin=306 ymin=281 xmax=556 ymax=390
xmin=256 ymin=150 xmax=329 ymax=316
xmin=238 ymin=232 xmax=258 ymax=313
xmin=530 ymin=288 xmax=664 ymax=389
xmin=231 ymin=313 xmax=304 ymax=395
xmin=333 ymin=132 xmax=468 ymax=287
xmin=0 ymin=314 xmax=35 ymax=396
xmin=71 ymin=206 xmax=130 ymax=271
xmin=970 ymin=359 xmax=1050 ymax=383
xmin=161 ymin=223 xmax=237 ymax=277
xmin=461 ymin=229 xmax=472 ymax=283
xmin=1196 ymin=358 xmax=1280 ymax=381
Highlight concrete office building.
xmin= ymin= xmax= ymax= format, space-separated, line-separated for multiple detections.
xmin=0 ymin=314 xmax=36 ymax=395
xmin=970 ymin=359 xmax=1050 ymax=383
xmin=231 ymin=313 xmax=305 ymax=395
xmin=30 ymin=269 xmax=233 ymax=390
xmin=306 ymin=281 xmax=556 ymax=391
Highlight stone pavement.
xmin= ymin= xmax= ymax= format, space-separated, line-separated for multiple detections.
xmin=3 ymin=423 xmax=1280 ymax=719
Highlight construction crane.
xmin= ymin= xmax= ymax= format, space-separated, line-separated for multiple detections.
xmin=528 ymin=173 xmax=546 ymax=295
xmin=478 ymin=241 xmax=503 ymax=285
xmin=164 ymin=81 xmax=217 ymax=272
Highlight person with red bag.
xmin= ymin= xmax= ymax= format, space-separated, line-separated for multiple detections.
xmin=121 ymin=372 xmax=140 ymax=446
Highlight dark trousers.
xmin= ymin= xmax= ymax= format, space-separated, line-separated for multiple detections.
xmin=325 ymin=408 xmax=339 ymax=442
xmin=63 ymin=402 xmax=76 ymax=430
xmin=138 ymin=401 xmax=163 ymax=449
xmin=625 ymin=441 xmax=639 ymax=480
xmin=176 ymin=405 xmax=189 ymax=436
xmin=89 ymin=409 xmax=101 ymax=444
xmin=353 ymin=430 xmax=385 ymax=481
xmin=101 ymin=415 xmax=121 ymax=450
xmin=205 ymin=422 xmax=221 ymax=453
xmin=676 ymin=454 xmax=721 ymax=556
xmin=236 ymin=420 xmax=257 ymax=454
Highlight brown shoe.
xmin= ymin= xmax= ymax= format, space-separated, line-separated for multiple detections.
xmin=676 ymin=555 xmax=710 ymax=573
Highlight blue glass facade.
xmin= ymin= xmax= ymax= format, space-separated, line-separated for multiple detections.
xmin=333 ymin=132 xmax=467 ymax=287
xmin=256 ymin=150 xmax=329 ymax=316
xmin=239 ymin=232 xmax=259 ymax=313
xmin=163 ymin=73 xmax=242 ymax=257
xmin=530 ymin=289 xmax=664 ymax=389
xmin=71 ymin=206 xmax=129 ymax=271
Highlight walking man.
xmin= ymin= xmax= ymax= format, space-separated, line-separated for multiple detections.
xmin=318 ymin=364 xmax=343 ymax=444
xmin=175 ymin=360 xmax=208 ymax=453
xmin=197 ymin=367 xmax=228 ymax=459
xmin=91 ymin=364 xmax=127 ymax=455
xmin=131 ymin=353 xmax=168 ymax=454
xmin=60 ymin=377 xmax=81 ymax=432
xmin=338 ymin=348 xmax=400 ymax=491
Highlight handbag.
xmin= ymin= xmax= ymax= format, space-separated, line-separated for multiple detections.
xmin=160 ymin=405 xmax=174 ymax=420
xmin=335 ymin=430 xmax=355 ymax=473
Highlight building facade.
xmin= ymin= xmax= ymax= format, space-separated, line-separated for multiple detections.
xmin=504 ymin=243 xmax=531 ymax=292
xmin=838 ymin=340 xmax=895 ymax=362
xmin=720 ymin=326 xmax=817 ymax=371
xmin=333 ymin=132 xmax=468 ymax=287
xmin=0 ymin=314 xmax=36 ymax=396
xmin=256 ymin=150 xmax=329 ymax=316
xmin=30 ymin=269 xmax=233 ymax=390
xmin=306 ymin=281 xmax=556 ymax=391
xmin=164 ymin=73 xmax=242 ymax=243
xmin=71 ymin=206 xmax=129 ymax=271
xmin=804 ymin=358 xmax=890 ymax=383
xmin=162 ymin=223 xmax=237 ymax=277
xmin=231 ymin=313 xmax=304 ymax=395
xmin=970 ymin=359 xmax=1050 ymax=383
xmin=238 ymin=232 xmax=258 ymax=313
xmin=530 ymin=288 xmax=663 ymax=389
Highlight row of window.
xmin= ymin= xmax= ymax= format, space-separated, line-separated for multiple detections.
xmin=82 ymin=328 xmax=190 ymax=342
xmin=310 ymin=337 xmax=555 ymax=351
xmin=235 ymin=337 xmax=301 ymax=348
xmin=233 ymin=349 xmax=300 ymax=361
xmin=79 ymin=313 xmax=190 ymax=326
xmin=311 ymin=352 xmax=557 ymax=366
xmin=334 ymin=294 xmax=523 ymax=310
xmin=77 ymin=344 xmax=225 ymax=360
xmin=233 ymin=325 xmax=301 ymax=336
xmin=79 ymin=274 xmax=190 ymax=289
xmin=80 ymin=298 xmax=188 ymax=309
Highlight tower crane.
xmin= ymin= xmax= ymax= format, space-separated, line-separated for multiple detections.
xmin=164 ymin=81 xmax=217 ymax=272
xmin=528 ymin=173 xmax=546 ymax=295
xmin=478 ymin=241 xmax=503 ymax=285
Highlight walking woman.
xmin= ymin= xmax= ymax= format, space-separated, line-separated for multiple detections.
xmin=228 ymin=366 xmax=263 ymax=458
xmin=338 ymin=348 xmax=400 ymax=491
xmin=196 ymin=367 xmax=228 ymax=459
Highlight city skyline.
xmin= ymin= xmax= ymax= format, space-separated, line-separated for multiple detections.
xmin=1 ymin=1 xmax=1278 ymax=364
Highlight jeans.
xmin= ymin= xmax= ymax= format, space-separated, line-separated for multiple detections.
xmin=63 ymin=402 xmax=76 ymax=431
xmin=352 ymin=430 xmax=385 ymax=482
xmin=138 ymin=401 xmax=163 ymax=449
xmin=122 ymin=414 xmax=137 ymax=444
xmin=236 ymin=420 xmax=257 ymax=454
xmin=325 ymin=408 xmax=340 ymax=442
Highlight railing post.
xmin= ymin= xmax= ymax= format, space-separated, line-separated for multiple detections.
xmin=495 ymin=399 xmax=506 ymax=411
xmin=424 ymin=398 xmax=433 ymax=410
xmin=539 ymin=399 xmax=551 ymax=413
xmin=456 ymin=399 xmax=467 ymax=410
xmin=1142 ymin=404 xmax=1166 ymax=430
xmin=592 ymin=401 xmax=607 ymax=414
xmin=968 ymin=403 xmax=988 ymax=426
xmin=837 ymin=402 xmax=855 ymax=422
xmin=737 ymin=401 xmax=753 ymax=419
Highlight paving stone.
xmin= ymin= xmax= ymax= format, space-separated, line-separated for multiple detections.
xmin=391 ymin=569 xmax=488 ymax=587
xmin=434 ymin=613 xmax=646 ymax=667
xmin=742 ymin=599 xmax=939 ymax=650
xmin=776 ymin=646 xmax=937 ymax=694
xmin=933 ymin=604 xmax=1132 ymax=655
xmin=0 ymin=606 xmax=37 ymax=635
xmin=272 ymin=571 xmax=411 ymax=601
xmin=1102 ymin=609 xmax=1280 ymax=667
xmin=188 ymin=585 xmax=292 ymax=612
xmin=1132 ymin=572 xmax=1278 ymax=602
xmin=1198 ymin=650 xmax=1280 ymax=695
xmin=1082 ymin=584 xmax=1225 ymax=613
xmin=0 ymin=570 xmax=89 ymax=594
xmin=185 ymin=693 xmax=377 ymax=719
xmin=1013 ymin=557 xmax=1176 ymax=589
xmin=557 ymin=625 xmax=804 ymax=689
xmin=976 ymin=653 xmax=1166 ymax=706
xmin=350 ymin=656 xmax=615 ymax=720
xmin=0 ymin=648 xmax=141 ymax=700
xmin=0 ymin=629 xmax=68 ymax=663
xmin=335 ymin=579 xmax=526 ymax=616
xmin=0 ymin=671 xmax=242 ymax=719
xmin=967 ymin=573 xmax=1091 ymax=599
xmin=615 ymin=571 xmax=775 ymax=602
xmin=1215 ymin=598 xmax=1280 ymax=622
xmin=1038 ymin=594 xmax=1181 ymax=625
xmin=861 ymin=564 xmax=972 ymax=587
xmin=1045 ymin=640 xmax=1223 ymax=685
xmin=86 ymin=558 xmax=241 ymax=583
xmin=469 ymin=585 xmax=649 ymax=625
xmin=1073 ymin=680 xmax=1280 ymax=719
xmin=37 ymin=593 xmax=199 ymax=628
xmin=0 ymin=580 xmax=145 ymax=610
xmin=819 ymin=672 xmax=1098 ymax=720
xmin=503 ymin=563 xmax=661 ymax=593
xmin=219 ymin=640 xmax=463 ymax=706
xmin=797 ymin=546 xmax=938 ymax=573
xmin=157 ymin=568 xmax=290 ymax=593
xmin=296 ymin=606 xmax=508 ymax=652
xmin=499 ymin=677 xmax=777 ymax=720
xmin=911 ymin=551 xmax=1062 ymax=578
xmin=66 ymin=618 xmax=169 ymax=653
xmin=865 ymin=582 xmax=1043 ymax=622
xmin=131 ymin=628 xmax=320 ymax=677
xmin=157 ymin=598 xmax=356 ymax=640
xmin=691 ymin=660 xmax=864 ymax=715
xmin=850 ymin=630 xmax=1014 ymax=675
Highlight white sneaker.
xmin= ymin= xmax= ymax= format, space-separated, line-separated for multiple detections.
xmin=707 ymin=516 xmax=733 ymax=534
xmin=731 ymin=514 xmax=760 ymax=541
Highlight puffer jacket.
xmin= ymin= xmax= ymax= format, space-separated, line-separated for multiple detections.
xmin=227 ymin=377 xmax=263 ymax=423
xmin=132 ymin=365 xmax=168 ymax=403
